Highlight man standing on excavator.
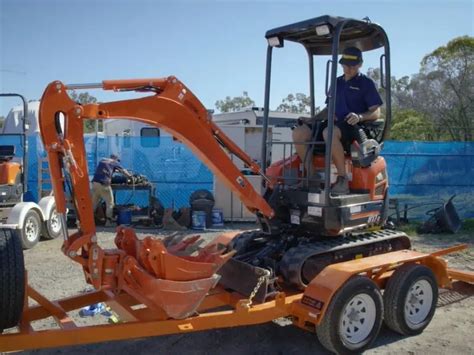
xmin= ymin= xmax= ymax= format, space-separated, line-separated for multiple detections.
xmin=293 ymin=46 xmax=383 ymax=195
xmin=91 ymin=154 xmax=131 ymax=226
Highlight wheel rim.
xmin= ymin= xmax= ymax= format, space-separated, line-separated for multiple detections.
xmin=340 ymin=293 xmax=377 ymax=345
xmin=25 ymin=216 xmax=39 ymax=242
xmin=404 ymin=279 xmax=433 ymax=328
xmin=49 ymin=210 xmax=61 ymax=234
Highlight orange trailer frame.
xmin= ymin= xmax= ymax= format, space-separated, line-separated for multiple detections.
xmin=1 ymin=245 xmax=472 ymax=352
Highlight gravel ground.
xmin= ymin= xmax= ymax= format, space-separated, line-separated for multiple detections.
xmin=9 ymin=223 xmax=474 ymax=354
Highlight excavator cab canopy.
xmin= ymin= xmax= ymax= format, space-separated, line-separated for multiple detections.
xmin=265 ymin=15 xmax=387 ymax=54
xmin=261 ymin=15 xmax=392 ymax=225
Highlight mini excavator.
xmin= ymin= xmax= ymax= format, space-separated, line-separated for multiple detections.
xmin=1 ymin=15 xmax=472 ymax=355
xmin=37 ymin=15 xmax=411 ymax=303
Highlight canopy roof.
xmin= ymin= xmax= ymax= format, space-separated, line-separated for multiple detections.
xmin=265 ymin=15 xmax=387 ymax=55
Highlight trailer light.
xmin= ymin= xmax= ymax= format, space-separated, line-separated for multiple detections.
xmin=267 ymin=36 xmax=283 ymax=47
xmin=315 ymin=25 xmax=330 ymax=36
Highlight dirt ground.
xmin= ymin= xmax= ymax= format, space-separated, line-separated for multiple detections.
xmin=12 ymin=223 xmax=474 ymax=354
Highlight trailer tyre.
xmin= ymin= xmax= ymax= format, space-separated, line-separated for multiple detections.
xmin=43 ymin=207 xmax=61 ymax=240
xmin=316 ymin=276 xmax=383 ymax=354
xmin=383 ymin=263 xmax=438 ymax=335
xmin=0 ymin=228 xmax=25 ymax=333
xmin=20 ymin=209 xmax=42 ymax=249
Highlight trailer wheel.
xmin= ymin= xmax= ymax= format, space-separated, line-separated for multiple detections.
xmin=383 ymin=263 xmax=438 ymax=335
xmin=43 ymin=206 xmax=61 ymax=240
xmin=20 ymin=209 xmax=42 ymax=249
xmin=0 ymin=228 xmax=25 ymax=333
xmin=316 ymin=276 xmax=383 ymax=354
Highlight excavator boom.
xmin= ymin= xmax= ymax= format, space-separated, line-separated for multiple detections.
xmin=39 ymin=76 xmax=274 ymax=238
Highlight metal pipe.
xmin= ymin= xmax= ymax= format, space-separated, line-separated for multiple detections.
xmin=261 ymin=45 xmax=273 ymax=174
xmin=307 ymin=50 xmax=315 ymax=117
xmin=324 ymin=22 xmax=345 ymax=204
xmin=65 ymin=83 xmax=103 ymax=90
xmin=382 ymin=32 xmax=392 ymax=142
xmin=60 ymin=213 xmax=69 ymax=241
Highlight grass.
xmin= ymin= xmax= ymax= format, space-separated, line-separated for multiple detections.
xmin=461 ymin=218 xmax=474 ymax=232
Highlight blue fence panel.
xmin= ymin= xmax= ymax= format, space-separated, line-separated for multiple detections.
xmin=86 ymin=136 xmax=212 ymax=208
xmin=382 ymin=141 xmax=473 ymax=219
xmin=1 ymin=134 xmax=472 ymax=220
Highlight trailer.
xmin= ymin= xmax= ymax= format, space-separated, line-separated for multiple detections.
xmin=0 ymin=229 xmax=472 ymax=353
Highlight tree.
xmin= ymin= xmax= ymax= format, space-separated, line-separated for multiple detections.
xmin=69 ymin=90 xmax=100 ymax=133
xmin=215 ymin=91 xmax=255 ymax=113
xmin=276 ymin=93 xmax=312 ymax=114
xmin=390 ymin=109 xmax=435 ymax=141
xmin=0 ymin=115 xmax=4 ymax=129
xmin=412 ymin=36 xmax=474 ymax=141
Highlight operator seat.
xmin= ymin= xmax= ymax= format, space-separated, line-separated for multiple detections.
xmin=309 ymin=119 xmax=382 ymax=167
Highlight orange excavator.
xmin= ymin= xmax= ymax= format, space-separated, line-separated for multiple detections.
xmin=1 ymin=15 xmax=472 ymax=354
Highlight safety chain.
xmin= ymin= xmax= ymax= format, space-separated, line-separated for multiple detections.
xmin=245 ymin=269 xmax=270 ymax=307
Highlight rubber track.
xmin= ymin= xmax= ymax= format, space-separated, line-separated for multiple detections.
xmin=279 ymin=229 xmax=410 ymax=288
xmin=0 ymin=228 xmax=25 ymax=332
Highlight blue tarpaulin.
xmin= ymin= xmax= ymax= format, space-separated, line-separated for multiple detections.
xmin=382 ymin=141 xmax=473 ymax=219
xmin=1 ymin=135 xmax=472 ymax=219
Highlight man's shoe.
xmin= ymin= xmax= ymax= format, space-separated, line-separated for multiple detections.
xmin=331 ymin=176 xmax=350 ymax=195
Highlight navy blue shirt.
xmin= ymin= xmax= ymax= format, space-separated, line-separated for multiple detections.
xmin=92 ymin=158 xmax=123 ymax=185
xmin=326 ymin=73 xmax=383 ymax=122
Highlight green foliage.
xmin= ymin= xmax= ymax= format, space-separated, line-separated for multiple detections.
xmin=368 ymin=36 xmax=473 ymax=141
xmin=69 ymin=90 xmax=100 ymax=133
xmin=390 ymin=109 xmax=435 ymax=141
xmin=0 ymin=116 xmax=4 ymax=129
xmin=215 ymin=91 xmax=255 ymax=113
xmin=461 ymin=218 xmax=474 ymax=232
xmin=276 ymin=93 xmax=311 ymax=114
xmin=69 ymin=91 xmax=98 ymax=105
xmin=413 ymin=36 xmax=474 ymax=141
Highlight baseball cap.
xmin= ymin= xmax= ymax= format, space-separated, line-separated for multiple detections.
xmin=110 ymin=154 xmax=120 ymax=162
xmin=339 ymin=47 xmax=363 ymax=66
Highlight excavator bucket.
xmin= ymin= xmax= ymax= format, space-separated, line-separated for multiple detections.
xmin=143 ymin=237 xmax=234 ymax=281
xmin=115 ymin=227 xmax=234 ymax=281
xmin=121 ymin=257 xmax=220 ymax=319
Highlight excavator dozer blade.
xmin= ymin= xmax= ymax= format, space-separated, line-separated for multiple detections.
xmin=217 ymin=258 xmax=276 ymax=303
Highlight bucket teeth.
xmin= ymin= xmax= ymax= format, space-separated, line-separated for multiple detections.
xmin=167 ymin=235 xmax=203 ymax=255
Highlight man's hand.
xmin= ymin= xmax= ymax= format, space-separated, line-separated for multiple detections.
xmin=345 ymin=112 xmax=362 ymax=126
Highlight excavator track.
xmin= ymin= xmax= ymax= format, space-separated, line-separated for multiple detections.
xmin=220 ymin=228 xmax=410 ymax=300
xmin=279 ymin=229 xmax=411 ymax=289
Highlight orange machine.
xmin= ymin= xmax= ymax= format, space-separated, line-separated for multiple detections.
xmin=1 ymin=15 xmax=473 ymax=354
xmin=0 ymin=159 xmax=21 ymax=186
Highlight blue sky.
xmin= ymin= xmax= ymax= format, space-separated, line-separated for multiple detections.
xmin=1 ymin=0 xmax=472 ymax=116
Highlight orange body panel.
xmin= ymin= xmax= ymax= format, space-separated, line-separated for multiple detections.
xmin=351 ymin=156 xmax=387 ymax=200
xmin=0 ymin=161 xmax=21 ymax=185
